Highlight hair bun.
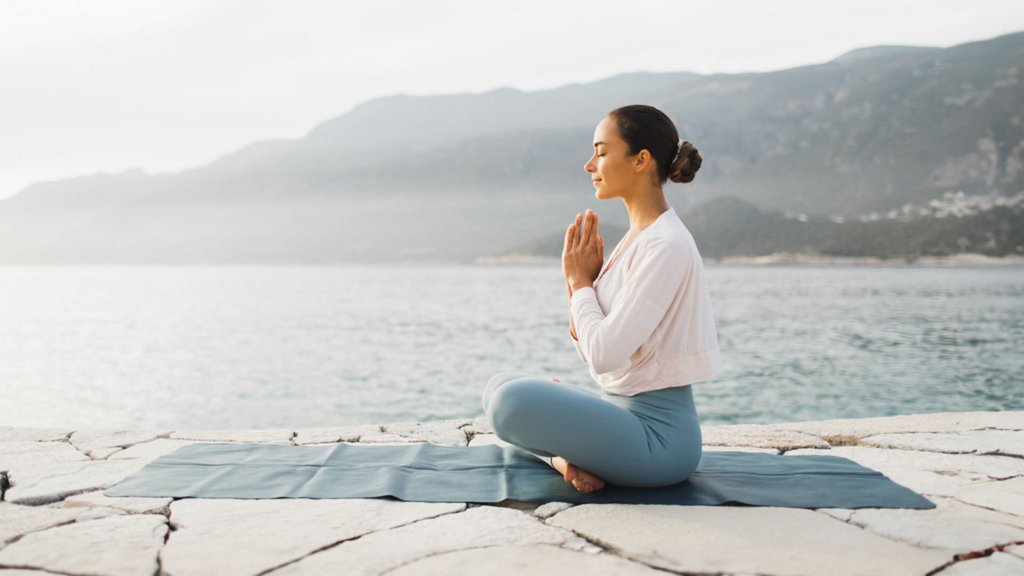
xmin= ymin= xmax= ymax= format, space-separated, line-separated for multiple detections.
xmin=668 ymin=140 xmax=702 ymax=184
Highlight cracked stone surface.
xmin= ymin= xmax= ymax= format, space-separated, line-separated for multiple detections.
xmin=170 ymin=428 xmax=295 ymax=443
xmin=56 ymin=489 xmax=171 ymax=515
xmin=0 ymin=428 xmax=72 ymax=442
xmin=0 ymin=440 xmax=89 ymax=470
xmin=380 ymin=419 xmax=472 ymax=446
xmin=817 ymin=495 xmax=1024 ymax=554
xmin=68 ymin=429 xmax=171 ymax=460
xmin=0 ymin=513 xmax=166 ymax=576
xmin=785 ymin=446 xmax=1024 ymax=500
xmin=461 ymin=415 xmax=493 ymax=439
xmin=951 ymin=476 xmax=1024 ymax=518
xmin=776 ymin=411 xmax=1024 ymax=440
xmin=701 ymin=423 xmax=830 ymax=450
xmin=533 ymin=501 xmax=574 ymax=519
xmin=861 ymin=430 xmax=1024 ymax=458
xmin=268 ymin=505 xmax=600 ymax=575
xmin=161 ymin=498 xmax=466 ymax=576
xmin=355 ymin=432 xmax=424 ymax=445
xmin=547 ymin=504 xmax=951 ymax=575
xmin=936 ymin=551 xmax=1024 ymax=575
xmin=293 ymin=424 xmax=383 ymax=445
xmin=5 ymin=459 xmax=148 ymax=506
xmin=0 ymin=502 xmax=98 ymax=546
xmin=107 ymin=438 xmax=210 ymax=463
xmin=1 ymin=410 xmax=1021 ymax=576
xmin=387 ymin=544 xmax=666 ymax=575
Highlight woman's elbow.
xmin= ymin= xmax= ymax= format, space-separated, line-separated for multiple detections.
xmin=589 ymin=351 xmax=628 ymax=375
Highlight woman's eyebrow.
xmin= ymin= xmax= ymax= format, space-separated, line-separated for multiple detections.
xmin=593 ymin=141 xmax=606 ymax=147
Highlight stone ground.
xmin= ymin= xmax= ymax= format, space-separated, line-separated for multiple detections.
xmin=1 ymin=410 xmax=1022 ymax=576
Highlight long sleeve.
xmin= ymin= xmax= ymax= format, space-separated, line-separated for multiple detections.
xmin=571 ymin=332 xmax=588 ymax=364
xmin=571 ymin=236 xmax=690 ymax=375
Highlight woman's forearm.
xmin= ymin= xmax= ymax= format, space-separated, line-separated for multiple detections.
xmin=567 ymin=280 xmax=578 ymax=340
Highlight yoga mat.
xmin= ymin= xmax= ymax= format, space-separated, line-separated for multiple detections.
xmin=104 ymin=442 xmax=935 ymax=509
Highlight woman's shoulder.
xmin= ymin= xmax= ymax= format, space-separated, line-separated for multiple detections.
xmin=639 ymin=211 xmax=698 ymax=255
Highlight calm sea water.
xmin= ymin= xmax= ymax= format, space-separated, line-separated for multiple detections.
xmin=0 ymin=265 xmax=1021 ymax=429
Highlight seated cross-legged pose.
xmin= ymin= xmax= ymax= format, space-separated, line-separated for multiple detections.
xmin=482 ymin=104 xmax=723 ymax=493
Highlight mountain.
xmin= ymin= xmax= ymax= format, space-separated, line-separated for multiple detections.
xmin=499 ymin=196 xmax=1024 ymax=262
xmin=1 ymin=31 xmax=1022 ymax=264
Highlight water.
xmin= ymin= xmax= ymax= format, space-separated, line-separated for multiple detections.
xmin=0 ymin=265 xmax=1021 ymax=429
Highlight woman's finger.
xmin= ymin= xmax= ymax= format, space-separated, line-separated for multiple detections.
xmin=563 ymin=224 xmax=574 ymax=254
xmin=581 ymin=211 xmax=592 ymax=246
xmin=573 ymin=213 xmax=583 ymax=247
xmin=585 ymin=211 xmax=598 ymax=247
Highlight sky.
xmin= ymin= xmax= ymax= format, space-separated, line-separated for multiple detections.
xmin=1 ymin=0 xmax=1022 ymax=199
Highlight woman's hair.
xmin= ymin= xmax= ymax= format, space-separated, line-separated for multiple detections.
xmin=607 ymin=104 xmax=702 ymax=184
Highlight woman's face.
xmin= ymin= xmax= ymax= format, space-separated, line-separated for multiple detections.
xmin=583 ymin=115 xmax=641 ymax=201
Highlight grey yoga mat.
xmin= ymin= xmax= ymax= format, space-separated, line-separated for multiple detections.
xmin=105 ymin=442 xmax=934 ymax=508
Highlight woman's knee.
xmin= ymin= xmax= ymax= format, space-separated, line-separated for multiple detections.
xmin=481 ymin=371 xmax=533 ymax=414
xmin=486 ymin=377 xmax=550 ymax=441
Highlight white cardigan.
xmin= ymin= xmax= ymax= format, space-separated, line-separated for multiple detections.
xmin=571 ymin=206 xmax=722 ymax=396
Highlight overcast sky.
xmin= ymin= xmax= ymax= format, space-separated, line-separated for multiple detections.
xmin=1 ymin=1 xmax=1022 ymax=199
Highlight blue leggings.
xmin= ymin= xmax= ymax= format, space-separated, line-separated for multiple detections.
xmin=481 ymin=372 xmax=703 ymax=487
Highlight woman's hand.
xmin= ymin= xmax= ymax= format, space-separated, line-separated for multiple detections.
xmin=562 ymin=209 xmax=604 ymax=292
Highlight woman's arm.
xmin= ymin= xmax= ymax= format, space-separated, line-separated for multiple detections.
xmin=567 ymin=279 xmax=578 ymax=341
xmin=562 ymin=210 xmax=603 ymax=344
xmin=572 ymin=237 xmax=690 ymax=374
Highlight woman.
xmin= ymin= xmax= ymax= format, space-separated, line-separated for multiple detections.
xmin=481 ymin=104 xmax=722 ymax=493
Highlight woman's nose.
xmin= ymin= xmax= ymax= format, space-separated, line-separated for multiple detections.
xmin=583 ymin=157 xmax=595 ymax=173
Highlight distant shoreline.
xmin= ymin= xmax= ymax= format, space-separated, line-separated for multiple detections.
xmin=475 ymin=252 xmax=1024 ymax=267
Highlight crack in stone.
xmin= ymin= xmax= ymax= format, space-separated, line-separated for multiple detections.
xmin=2 ymin=518 xmax=81 ymax=548
xmin=848 ymin=442 xmax=1024 ymax=460
xmin=63 ymin=438 xmax=99 ymax=461
xmin=823 ymin=483 xmax=1024 ymax=569
xmin=0 ymin=563 xmax=79 ymax=575
xmin=924 ymin=539 xmax=1024 ymax=575
xmin=945 ymin=494 xmax=1024 ymax=518
xmin=375 ymin=543 xmax=507 ymax=576
xmin=154 ymin=517 xmax=175 ymax=576
xmin=115 ymin=431 xmax=175 ymax=458
xmin=830 ymin=505 xmax=1024 ymax=556
xmin=547 ymin=523 xmax=681 ymax=573
xmin=980 ymin=450 xmax=1024 ymax=460
xmin=458 ymin=422 xmax=477 ymax=444
xmin=0 ymin=470 xmax=9 ymax=501
xmin=20 ymin=483 xmax=104 ymax=506
xmin=255 ymin=506 xmax=471 ymax=575
xmin=87 ymin=431 xmax=176 ymax=461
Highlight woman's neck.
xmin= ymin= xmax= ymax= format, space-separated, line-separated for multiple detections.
xmin=621 ymin=187 xmax=669 ymax=234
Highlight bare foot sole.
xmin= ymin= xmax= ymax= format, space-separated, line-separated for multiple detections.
xmin=551 ymin=456 xmax=606 ymax=493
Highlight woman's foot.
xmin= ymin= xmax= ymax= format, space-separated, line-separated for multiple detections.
xmin=551 ymin=456 xmax=606 ymax=493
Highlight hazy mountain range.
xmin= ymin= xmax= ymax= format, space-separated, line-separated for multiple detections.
xmin=1 ymin=31 xmax=1021 ymax=264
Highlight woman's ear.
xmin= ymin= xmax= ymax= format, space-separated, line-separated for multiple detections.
xmin=634 ymin=149 xmax=652 ymax=172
